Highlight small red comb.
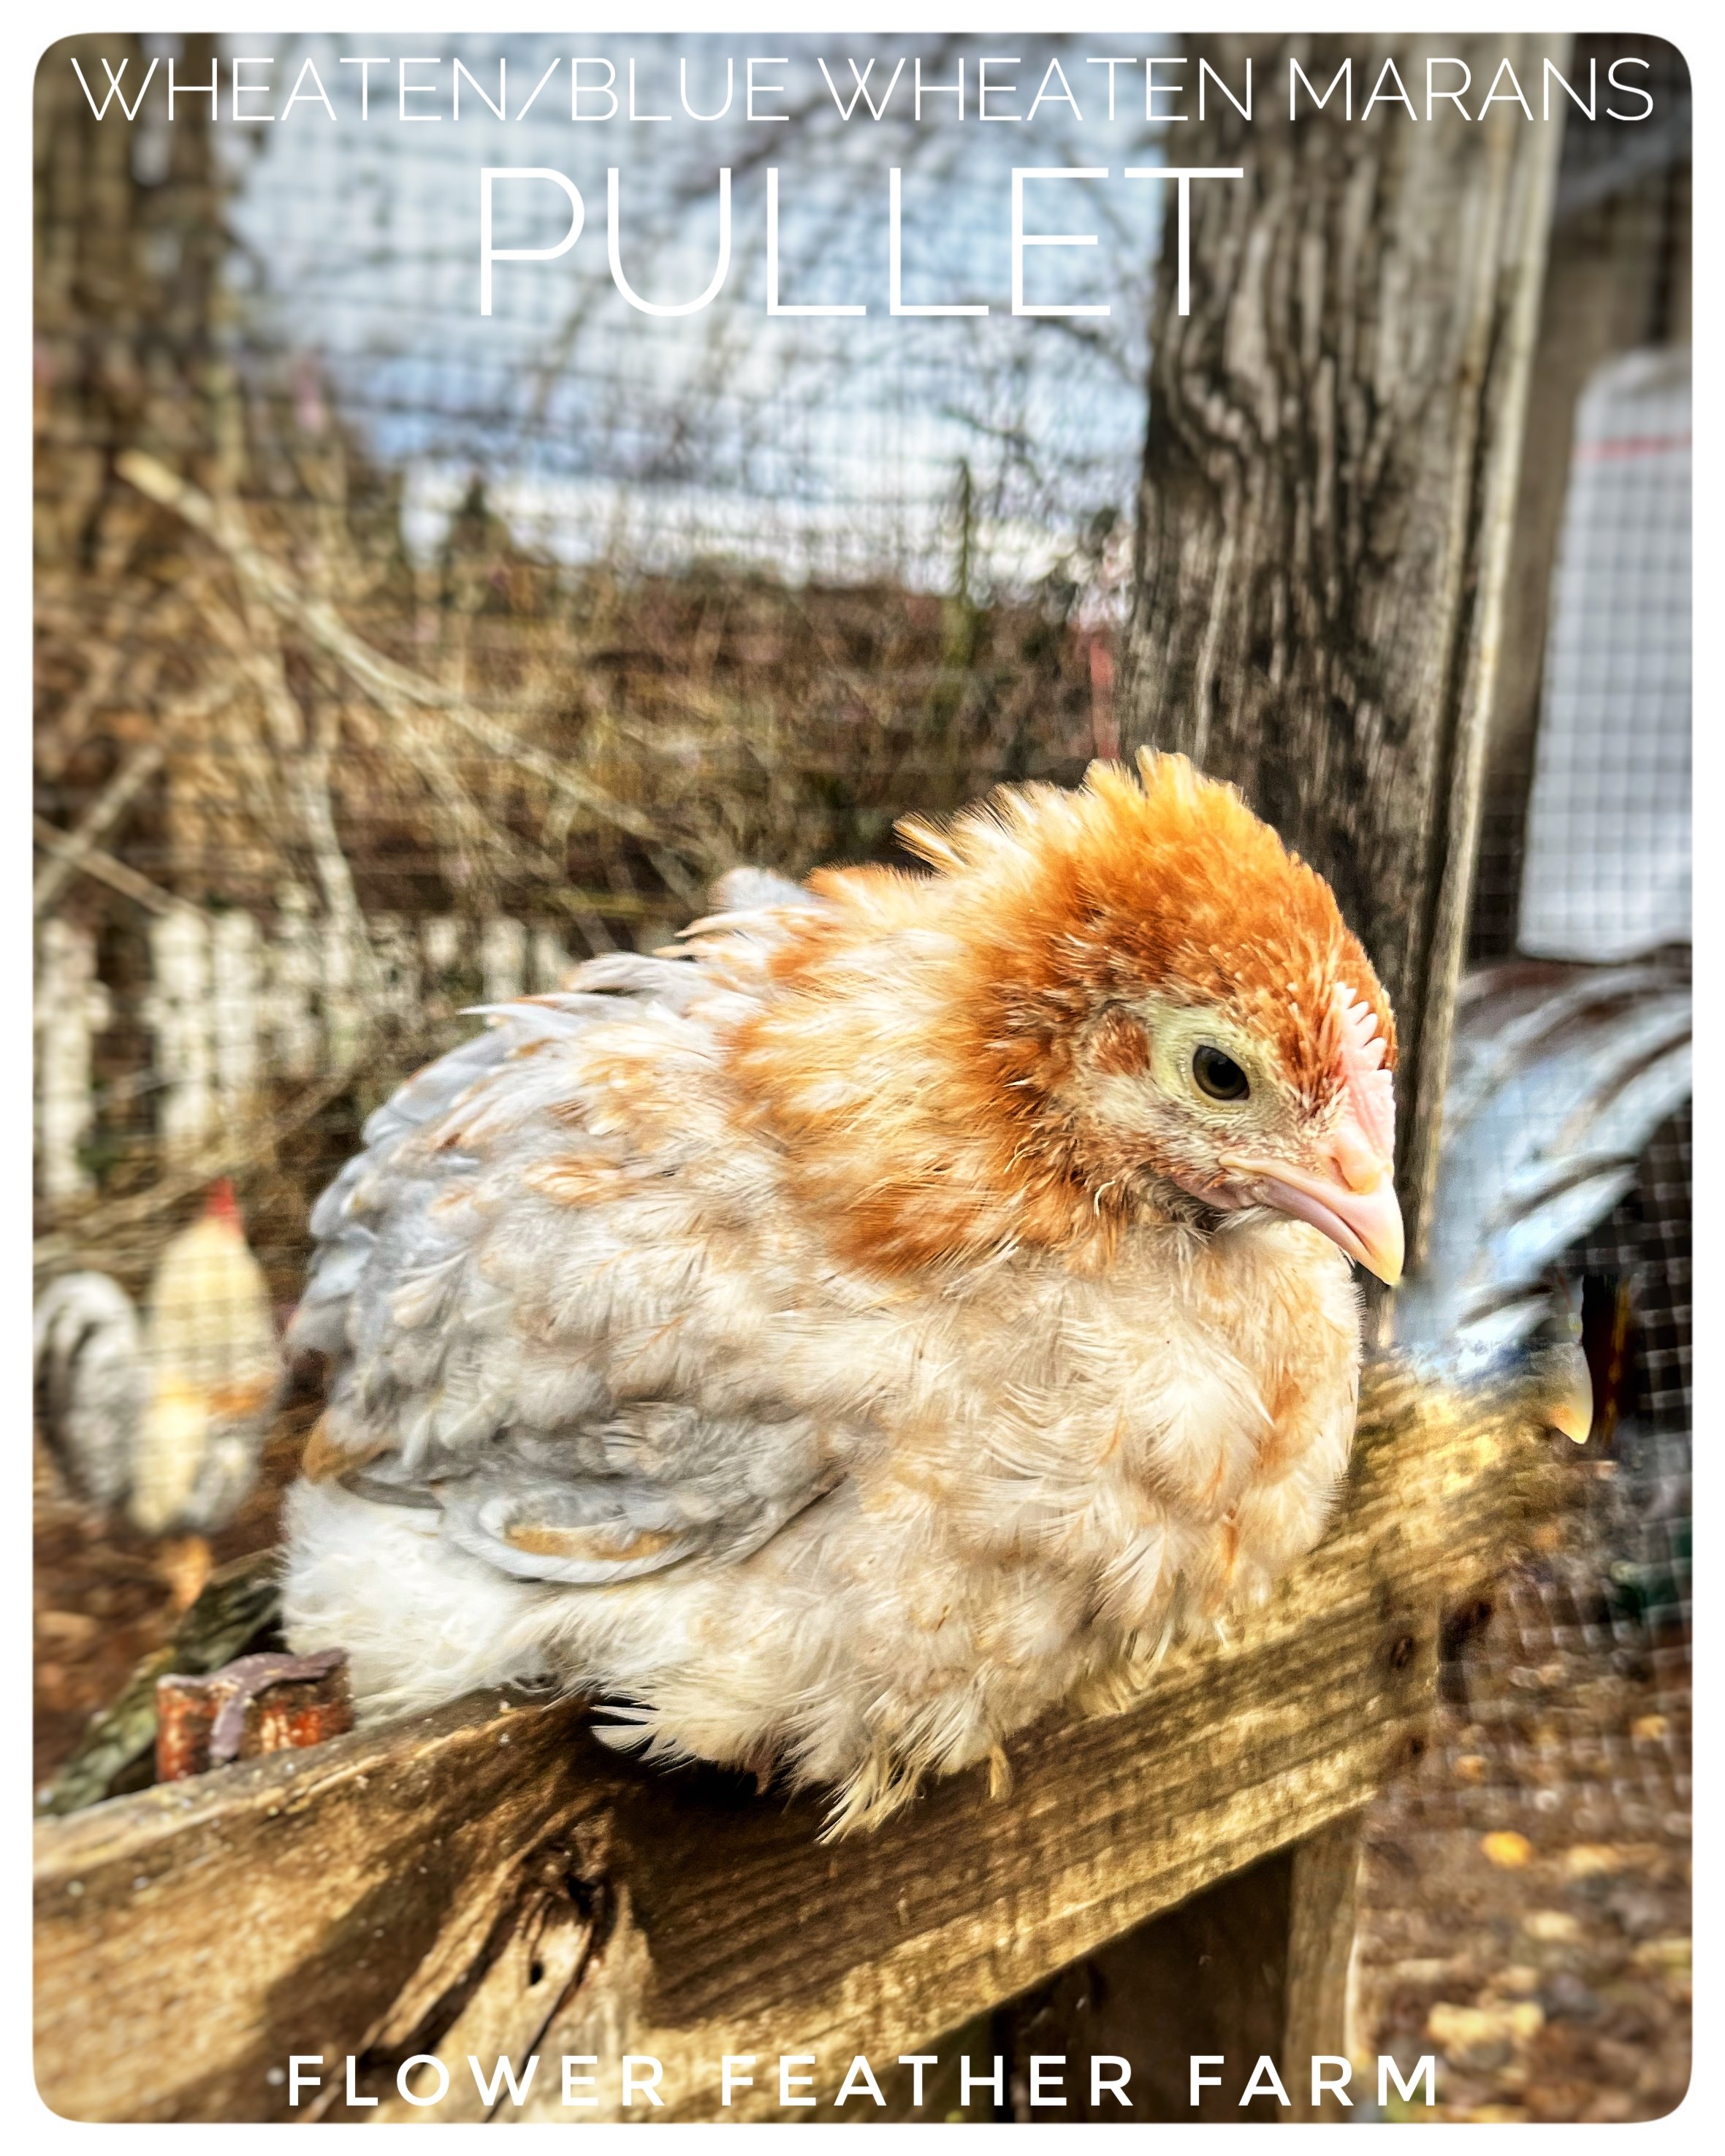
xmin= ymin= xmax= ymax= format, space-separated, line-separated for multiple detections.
xmin=205 ymin=1178 xmax=240 ymax=1225
xmin=1334 ymin=986 xmax=1396 ymax=1159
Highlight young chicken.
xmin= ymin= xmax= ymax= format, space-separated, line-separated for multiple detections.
xmin=283 ymin=753 xmax=1402 ymax=1832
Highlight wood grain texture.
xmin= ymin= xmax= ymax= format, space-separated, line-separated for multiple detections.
xmin=996 ymin=1843 xmax=1298 ymax=2121
xmin=1282 ymin=1808 xmax=1367 ymax=2118
xmin=34 ymin=1355 xmax=1572 ymax=2124
xmin=1117 ymin=34 xmax=1566 ymax=1265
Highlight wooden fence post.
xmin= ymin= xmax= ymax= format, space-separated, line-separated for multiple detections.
xmin=1282 ymin=1808 xmax=1368 ymax=2117
xmin=142 ymin=911 xmax=214 ymax=1167
xmin=210 ymin=911 xmax=262 ymax=1134
xmin=34 ymin=921 xmax=109 ymax=1203
xmin=1118 ymin=31 xmax=1566 ymax=1269
xmin=1022 ymin=31 xmax=1569 ymax=2103
xmin=267 ymin=883 xmax=322 ymax=1081
xmin=481 ymin=915 xmax=528 ymax=1005
xmin=34 ymin=907 xmax=574 ymax=1208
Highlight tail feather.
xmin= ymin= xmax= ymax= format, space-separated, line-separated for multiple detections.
xmin=1399 ymin=961 xmax=1691 ymax=1349
xmin=32 ymin=1273 xmax=146 ymax=1511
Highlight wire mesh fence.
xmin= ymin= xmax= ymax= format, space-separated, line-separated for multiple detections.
xmin=35 ymin=29 xmax=1153 ymax=1309
xmin=1357 ymin=1097 xmax=1693 ymax=2120
xmin=33 ymin=28 xmax=1691 ymax=2123
xmin=1355 ymin=34 xmax=1692 ymax=2111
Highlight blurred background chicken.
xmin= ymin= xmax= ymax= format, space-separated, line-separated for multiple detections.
xmin=1397 ymin=959 xmax=1691 ymax=1360
xmin=1399 ymin=351 xmax=1692 ymax=1411
xmin=34 ymin=1181 xmax=282 ymax=1606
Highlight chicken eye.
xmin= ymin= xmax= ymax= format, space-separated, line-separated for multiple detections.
xmin=1192 ymin=1045 xmax=1250 ymax=1102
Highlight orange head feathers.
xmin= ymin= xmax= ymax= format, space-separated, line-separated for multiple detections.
xmin=726 ymin=752 xmax=1403 ymax=1284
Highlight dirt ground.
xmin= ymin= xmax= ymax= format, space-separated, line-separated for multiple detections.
xmin=1355 ymin=1435 xmax=1692 ymax=2122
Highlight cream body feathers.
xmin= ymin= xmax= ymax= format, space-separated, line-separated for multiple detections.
xmin=283 ymin=766 xmax=1379 ymax=1834
xmin=129 ymin=1205 xmax=279 ymax=1533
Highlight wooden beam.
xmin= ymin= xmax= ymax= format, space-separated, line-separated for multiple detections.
xmin=34 ymin=1354 xmax=1572 ymax=2124
xmin=1282 ymin=1809 xmax=1367 ymax=2119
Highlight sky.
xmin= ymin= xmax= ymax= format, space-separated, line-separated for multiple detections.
xmin=199 ymin=31 xmax=1176 ymax=593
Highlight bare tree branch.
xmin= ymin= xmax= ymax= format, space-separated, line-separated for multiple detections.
xmin=33 ymin=814 xmax=203 ymax=919
xmin=33 ymin=742 xmax=165 ymax=918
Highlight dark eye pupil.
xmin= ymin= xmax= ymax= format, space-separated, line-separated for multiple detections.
xmin=1193 ymin=1045 xmax=1249 ymax=1101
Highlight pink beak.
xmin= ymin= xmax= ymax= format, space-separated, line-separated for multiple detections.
xmin=1219 ymin=1124 xmax=1406 ymax=1286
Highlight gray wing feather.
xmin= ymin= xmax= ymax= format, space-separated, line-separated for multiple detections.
xmin=292 ymin=899 xmax=846 ymax=1588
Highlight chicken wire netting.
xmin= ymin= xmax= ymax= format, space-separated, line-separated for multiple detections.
xmin=32 ymin=21 xmax=1153 ymax=1797
xmin=1355 ymin=37 xmax=1692 ymax=2115
xmin=33 ymin=30 xmax=1691 ymax=2123
xmin=34 ymin=30 xmax=1151 ymax=1306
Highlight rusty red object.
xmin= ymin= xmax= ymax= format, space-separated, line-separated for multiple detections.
xmin=155 ymin=1650 xmax=353 ymax=1783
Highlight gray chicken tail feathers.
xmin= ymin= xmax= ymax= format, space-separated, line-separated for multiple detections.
xmin=1397 ymin=959 xmax=1691 ymax=1353
xmin=33 ymin=1272 xmax=147 ymax=1512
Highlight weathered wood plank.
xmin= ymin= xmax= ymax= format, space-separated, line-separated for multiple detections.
xmin=983 ymin=1791 xmax=1366 ymax=2119
xmin=34 ymin=1688 xmax=598 ymax=2123
xmin=1282 ymin=1808 xmax=1367 ymax=2119
xmin=34 ymin=1355 xmax=1573 ymax=2123
xmin=993 ymin=1843 xmax=1298 ymax=2121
